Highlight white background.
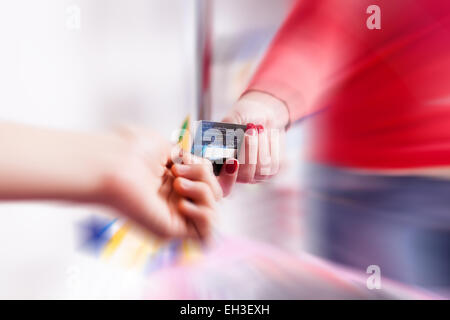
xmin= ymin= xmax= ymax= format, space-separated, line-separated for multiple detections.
xmin=0 ymin=0 xmax=297 ymax=299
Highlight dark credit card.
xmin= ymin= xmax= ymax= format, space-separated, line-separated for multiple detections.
xmin=191 ymin=121 xmax=246 ymax=175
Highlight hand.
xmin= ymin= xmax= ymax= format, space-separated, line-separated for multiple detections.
xmin=222 ymin=91 xmax=289 ymax=184
xmin=100 ymin=126 xmax=221 ymax=240
xmin=170 ymin=151 xmax=240 ymax=238
xmin=0 ymin=122 xmax=223 ymax=241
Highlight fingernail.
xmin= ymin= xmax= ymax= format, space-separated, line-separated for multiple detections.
xmin=246 ymin=123 xmax=255 ymax=131
xmin=225 ymin=159 xmax=238 ymax=174
xmin=256 ymin=124 xmax=264 ymax=133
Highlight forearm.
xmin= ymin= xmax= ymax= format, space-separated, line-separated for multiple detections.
xmin=0 ymin=122 xmax=124 ymax=202
xmin=247 ymin=0 xmax=363 ymax=123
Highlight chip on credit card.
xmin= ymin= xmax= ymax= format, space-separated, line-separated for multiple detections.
xmin=191 ymin=121 xmax=246 ymax=175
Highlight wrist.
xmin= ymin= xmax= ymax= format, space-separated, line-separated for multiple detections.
xmin=0 ymin=122 xmax=142 ymax=206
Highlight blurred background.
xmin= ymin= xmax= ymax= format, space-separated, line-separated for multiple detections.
xmin=0 ymin=0 xmax=303 ymax=299
xmin=0 ymin=0 xmax=441 ymax=300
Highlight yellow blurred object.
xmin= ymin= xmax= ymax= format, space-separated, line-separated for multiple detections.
xmin=101 ymin=222 xmax=131 ymax=260
xmin=178 ymin=115 xmax=191 ymax=152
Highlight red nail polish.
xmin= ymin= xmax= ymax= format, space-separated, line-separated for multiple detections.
xmin=256 ymin=124 xmax=264 ymax=133
xmin=246 ymin=123 xmax=255 ymax=131
xmin=225 ymin=159 xmax=238 ymax=174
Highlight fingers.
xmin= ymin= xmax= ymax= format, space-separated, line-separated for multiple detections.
xmin=173 ymin=122 xmax=280 ymax=188
xmin=172 ymin=154 xmax=219 ymax=241
xmin=178 ymin=199 xmax=213 ymax=240
xmin=255 ymin=126 xmax=271 ymax=180
xmin=173 ymin=177 xmax=216 ymax=207
xmin=173 ymin=176 xmax=217 ymax=240
xmin=218 ymin=159 xmax=239 ymax=197
xmin=237 ymin=124 xmax=281 ymax=182
xmin=237 ymin=126 xmax=258 ymax=183
xmin=104 ymin=169 xmax=188 ymax=240
xmin=171 ymin=162 xmax=223 ymax=201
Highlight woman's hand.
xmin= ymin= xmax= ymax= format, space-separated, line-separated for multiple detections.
xmin=222 ymin=91 xmax=289 ymax=184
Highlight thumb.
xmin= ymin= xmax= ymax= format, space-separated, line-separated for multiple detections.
xmin=217 ymin=159 xmax=239 ymax=197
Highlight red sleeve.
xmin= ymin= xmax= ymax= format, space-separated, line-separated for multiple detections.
xmin=246 ymin=0 xmax=448 ymax=123
xmin=246 ymin=0 xmax=369 ymax=122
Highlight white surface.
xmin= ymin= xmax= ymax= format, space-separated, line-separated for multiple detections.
xmin=0 ymin=0 xmax=297 ymax=299
xmin=0 ymin=0 xmax=196 ymax=299
xmin=0 ymin=0 xmax=196 ymax=134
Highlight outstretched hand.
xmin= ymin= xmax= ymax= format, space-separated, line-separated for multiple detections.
xmin=101 ymin=126 xmax=239 ymax=241
xmin=222 ymin=91 xmax=289 ymax=184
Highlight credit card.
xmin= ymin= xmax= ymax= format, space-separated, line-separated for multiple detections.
xmin=191 ymin=121 xmax=246 ymax=175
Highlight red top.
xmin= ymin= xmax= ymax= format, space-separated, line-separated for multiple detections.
xmin=247 ymin=0 xmax=450 ymax=169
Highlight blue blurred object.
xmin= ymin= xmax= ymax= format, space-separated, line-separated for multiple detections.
xmin=78 ymin=217 xmax=117 ymax=255
xmin=304 ymin=164 xmax=450 ymax=293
